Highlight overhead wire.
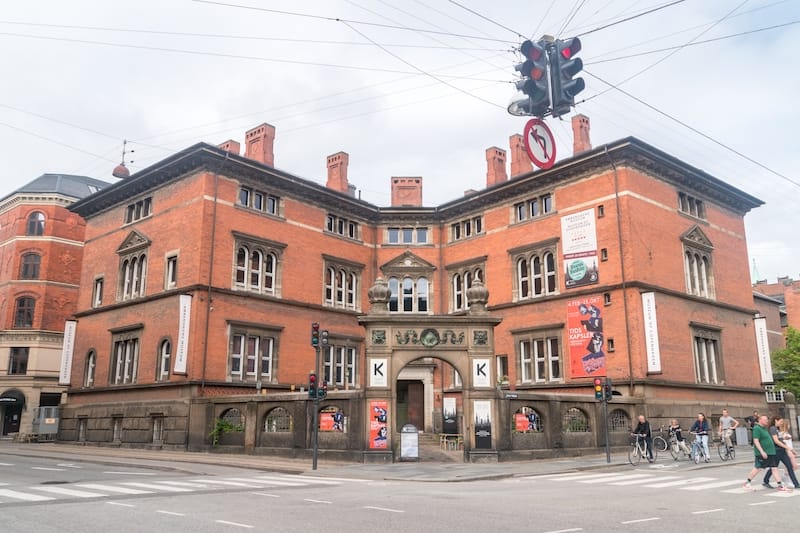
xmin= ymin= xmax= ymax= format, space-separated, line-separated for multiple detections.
xmin=573 ymin=0 xmax=686 ymax=37
xmin=446 ymin=0 xmax=527 ymax=40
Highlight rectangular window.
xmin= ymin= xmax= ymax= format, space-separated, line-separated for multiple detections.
xmin=496 ymin=355 xmax=509 ymax=383
xmin=230 ymin=330 xmax=275 ymax=381
xmin=124 ymin=197 xmax=153 ymax=224
xmin=388 ymin=228 xmax=400 ymax=243
xmin=693 ymin=330 xmax=722 ymax=384
xmin=111 ymin=337 xmax=139 ymax=385
xmin=165 ymin=255 xmax=178 ymax=289
xmin=416 ymin=228 xmax=428 ymax=244
xmin=239 ymin=187 xmax=251 ymax=207
xmin=678 ymin=192 xmax=707 ymax=220
xmin=326 ymin=214 xmax=360 ymax=241
xmin=450 ymin=216 xmax=483 ymax=242
xmin=92 ymin=277 xmax=104 ymax=308
xmin=387 ymin=227 xmax=429 ymax=245
xmin=518 ymin=334 xmax=562 ymax=384
xmin=253 ymin=191 xmax=264 ymax=211
xmin=8 ymin=347 xmax=29 ymax=375
xmin=323 ymin=345 xmax=357 ymax=387
xmin=515 ymin=202 xmax=526 ymax=222
xmin=520 ymin=340 xmax=532 ymax=382
xmin=542 ymin=194 xmax=553 ymax=213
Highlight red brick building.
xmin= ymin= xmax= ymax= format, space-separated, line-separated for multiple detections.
xmin=0 ymin=174 xmax=108 ymax=437
xmin=59 ymin=117 xmax=768 ymax=460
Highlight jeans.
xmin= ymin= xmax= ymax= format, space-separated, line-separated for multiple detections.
xmin=764 ymin=449 xmax=800 ymax=487
xmin=697 ymin=435 xmax=710 ymax=458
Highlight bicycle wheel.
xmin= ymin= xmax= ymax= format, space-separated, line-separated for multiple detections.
xmin=693 ymin=446 xmax=701 ymax=464
xmin=628 ymin=444 xmax=641 ymax=466
xmin=670 ymin=442 xmax=679 ymax=460
xmin=653 ymin=436 xmax=668 ymax=453
xmin=727 ymin=446 xmax=735 ymax=460
xmin=717 ymin=442 xmax=729 ymax=461
xmin=651 ymin=446 xmax=658 ymax=462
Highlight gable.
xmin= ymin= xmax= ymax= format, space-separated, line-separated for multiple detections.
xmin=680 ymin=225 xmax=713 ymax=251
xmin=380 ymin=251 xmax=436 ymax=273
xmin=116 ymin=230 xmax=151 ymax=254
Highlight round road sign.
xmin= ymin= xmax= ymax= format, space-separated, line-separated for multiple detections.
xmin=523 ymin=118 xmax=556 ymax=170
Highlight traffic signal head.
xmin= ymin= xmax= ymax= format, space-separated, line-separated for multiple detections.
xmin=320 ymin=329 xmax=329 ymax=346
xmin=319 ymin=380 xmax=328 ymax=399
xmin=604 ymin=381 xmax=613 ymax=401
xmin=593 ymin=377 xmax=603 ymax=400
xmin=509 ymin=39 xmax=550 ymax=117
xmin=550 ymin=37 xmax=585 ymax=118
xmin=311 ymin=322 xmax=320 ymax=347
xmin=308 ymin=372 xmax=317 ymax=398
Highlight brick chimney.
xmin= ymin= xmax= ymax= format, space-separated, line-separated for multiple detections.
xmin=244 ymin=123 xmax=275 ymax=166
xmin=391 ymin=177 xmax=422 ymax=207
xmin=217 ymin=139 xmax=241 ymax=156
xmin=326 ymin=152 xmax=349 ymax=194
xmin=509 ymin=134 xmax=533 ymax=177
xmin=572 ymin=114 xmax=591 ymax=155
xmin=486 ymin=147 xmax=508 ymax=187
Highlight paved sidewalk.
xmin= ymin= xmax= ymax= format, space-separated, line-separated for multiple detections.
xmin=0 ymin=441 xmax=753 ymax=482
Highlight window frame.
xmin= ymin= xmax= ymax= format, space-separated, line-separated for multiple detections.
xmin=449 ymin=263 xmax=485 ymax=312
xmin=84 ymin=350 xmax=96 ymax=387
xmin=513 ymin=242 xmax=559 ymax=301
xmin=92 ymin=277 xmax=104 ymax=308
xmin=157 ymin=339 xmax=171 ymax=381
xmin=110 ymin=334 xmax=140 ymax=385
xmin=228 ymin=325 xmax=277 ymax=383
xmin=517 ymin=330 xmax=563 ymax=385
xmin=14 ymin=296 xmax=35 ymax=328
xmin=387 ymin=275 xmax=430 ymax=313
xmin=692 ymin=326 xmax=723 ymax=384
xmin=323 ymin=259 xmax=363 ymax=311
xmin=26 ymin=211 xmax=45 ymax=236
xmin=322 ymin=344 xmax=357 ymax=388
xmin=232 ymin=236 xmax=284 ymax=296
xmin=165 ymin=254 xmax=178 ymax=290
xmin=8 ymin=347 xmax=29 ymax=375
xmin=20 ymin=252 xmax=41 ymax=279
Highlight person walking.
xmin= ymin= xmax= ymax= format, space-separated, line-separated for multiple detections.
xmin=690 ymin=413 xmax=711 ymax=462
xmin=632 ymin=414 xmax=654 ymax=462
xmin=778 ymin=418 xmax=798 ymax=472
xmin=718 ymin=408 xmax=739 ymax=453
xmin=763 ymin=416 xmax=799 ymax=489
xmin=744 ymin=414 xmax=791 ymax=492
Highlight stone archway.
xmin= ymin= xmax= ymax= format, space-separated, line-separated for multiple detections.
xmin=359 ymin=277 xmax=501 ymax=463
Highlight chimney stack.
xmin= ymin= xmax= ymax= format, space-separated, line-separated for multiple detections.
xmin=217 ymin=139 xmax=241 ymax=156
xmin=391 ymin=177 xmax=423 ymax=207
xmin=572 ymin=114 xmax=592 ymax=155
xmin=486 ymin=147 xmax=508 ymax=187
xmin=509 ymin=134 xmax=533 ymax=177
xmin=326 ymin=152 xmax=350 ymax=194
xmin=244 ymin=123 xmax=276 ymax=166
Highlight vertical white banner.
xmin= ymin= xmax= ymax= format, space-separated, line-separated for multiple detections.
xmin=753 ymin=316 xmax=773 ymax=383
xmin=472 ymin=358 xmax=491 ymax=387
xmin=369 ymin=358 xmax=388 ymax=387
xmin=59 ymin=320 xmax=77 ymax=385
xmin=173 ymin=294 xmax=192 ymax=374
xmin=641 ymin=292 xmax=661 ymax=373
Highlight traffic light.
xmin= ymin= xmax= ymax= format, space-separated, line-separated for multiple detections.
xmin=593 ymin=377 xmax=603 ymax=400
xmin=604 ymin=379 xmax=613 ymax=402
xmin=550 ymin=37 xmax=585 ymax=118
xmin=319 ymin=380 xmax=328 ymax=399
xmin=508 ymin=39 xmax=550 ymax=117
xmin=308 ymin=372 xmax=317 ymax=399
xmin=311 ymin=322 xmax=320 ymax=347
xmin=320 ymin=329 xmax=329 ymax=346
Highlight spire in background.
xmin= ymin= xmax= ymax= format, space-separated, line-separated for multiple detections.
xmin=112 ymin=139 xmax=134 ymax=179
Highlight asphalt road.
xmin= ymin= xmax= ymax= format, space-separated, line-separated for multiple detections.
xmin=1 ymin=453 xmax=798 ymax=532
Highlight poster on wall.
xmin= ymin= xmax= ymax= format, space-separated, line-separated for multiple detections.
xmin=59 ymin=320 xmax=77 ymax=385
xmin=568 ymin=295 xmax=606 ymax=377
xmin=320 ymin=406 xmax=345 ymax=432
xmin=514 ymin=409 xmax=540 ymax=433
xmin=369 ymin=400 xmax=388 ymax=449
xmin=561 ymin=208 xmax=599 ymax=288
xmin=753 ymin=316 xmax=773 ymax=383
xmin=443 ymin=397 xmax=458 ymax=434
xmin=474 ymin=400 xmax=492 ymax=450
xmin=641 ymin=292 xmax=662 ymax=373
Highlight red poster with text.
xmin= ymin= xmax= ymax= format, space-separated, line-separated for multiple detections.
xmin=369 ymin=400 xmax=388 ymax=449
xmin=568 ymin=295 xmax=606 ymax=378
xmin=319 ymin=412 xmax=335 ymax=432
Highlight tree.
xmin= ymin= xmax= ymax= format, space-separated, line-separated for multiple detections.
xmin=772 ymin=326 xmax=800 ymax=398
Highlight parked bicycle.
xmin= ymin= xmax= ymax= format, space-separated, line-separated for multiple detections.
xmin=629 ymin=433 xmax=657 ymax=465
xmin=690 ymin=433 xmax=709 ymax=464
xmin=717 ymin=435 xmax=736 ymax=461
xmin=652 ymin=425 xmax=669 ymax=454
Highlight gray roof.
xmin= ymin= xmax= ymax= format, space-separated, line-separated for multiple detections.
xmin=2 ymin=173 xmax=111 ymax=203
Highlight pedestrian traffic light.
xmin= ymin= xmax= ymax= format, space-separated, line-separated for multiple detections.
xmin=593 ymin=377 xmax=603 ymax=400
xmin=604 ymin=378 xmax=613 ymax=402
xmin=319 ymin=380 xmax=328 ymax=399
xmin=311 ymin=322 xmax=320 ymax=347
xmin=320 ymin=329 xmax=329 ymax=346
xmin=308 ymin=372 xmax=317 ymax=399
xmin=550 ymin=37 xmax=585 ymax=118
xmin=508 ymin=39 xmax=550 ymax=117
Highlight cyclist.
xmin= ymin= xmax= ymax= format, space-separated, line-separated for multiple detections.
xmin=632 ymin=414 xmax=654 ymax=463
xmin=718 ymin=408 xmax=739 ymax=454
xmin=690 ymin=412 xmax=711 ymax=462
xmin=669 ymin=418 xmax=691 ymax=455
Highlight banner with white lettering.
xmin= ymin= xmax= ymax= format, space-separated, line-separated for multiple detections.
xmin=369 ymin=358 xmax=388 ymax=387
xmin=753 ymin=316 xmax=773 ymax=383
xmin=472 ymin=358 xmax=491 ymax=388
xmin=59 ymin=320 xmax=77 ymax=385
xmin=173 ymin=294 xmax=191 ymax=374
xmin=641 ymin=292 xmax=661 ymax=373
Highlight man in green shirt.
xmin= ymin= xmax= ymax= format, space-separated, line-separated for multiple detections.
xmin=743 ymin=415 xmax=791 ymax=492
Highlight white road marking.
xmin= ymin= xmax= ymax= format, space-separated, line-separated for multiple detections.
xmin=275 ymin=475 xmax=343 ymax=485
xmin=250 ymin=492 xmax=280 ymax=498
xmin=551 ymin=473 xmax=622 ymax=482
xmin=770 ymin=490 xmax=800 ymax=498
xmin=692 ymin=508 xmax=724 ymax=515
xmin=32 ymin=486 xmax=105 ymax=498
xmin=621 ymin=517 xmax=660 ymax=524
xmin=0 ymin=489 xmax=54 ymax=502
xmin=364 ymin=506 xmax=404 ymax=513
xmin=590 ymin=474 xmax=654 ymax=485
xmin=158 ymin=480 xmax=210 ymax=488
xmin=56 ymin=463 xmax=82 ymax=469
xmin=616 ymin=476 xmax=680 ymax=486
xmin=682 ymin=480 xmax=744 ymax=491
xmin=215 ymin=520 xmax=254 ymax=528
xmin=104 ymin=471 xmax=156 ymax=476
xmin=77 ymin=483 xmax=152 ymax=495
xmin=121 ymin=482 xmax=194 ymax=492
xmin=304 ymin=498 xmax=332 ymax=504
xmin=157 ymin=510 xmax=185 ymax=516
xmin=31 ymin=467 xmax=65 ymax=471
xmin=194 ymin=479 xmax=259 ymax=488
xmin=644 ymin=477 xmax=715 ymax=488
xmin=542 ymin=529 xmax=583 ymax=533
xmin=290 ymin=475 xmax=369 ymax=483
xmin=106 ymin=501 xmax=135 ymax=507
xmin=0 ymin=462 xmax=14 ymax=466
xmin=749 ymin=501 xmax=775 ymax=506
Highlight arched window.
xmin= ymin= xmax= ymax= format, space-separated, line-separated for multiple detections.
xmin=416 ymin=277 xmax=428 ymax=312
xmin=26 ymin=211 xmax=45 ymax=236
xmin=264 ymin=407 xmax=293 ymax=432
xmin=563 ymin=407 xmax=590 ymax=432
xmin=388 ymin=277 xmax=399 ymax=311
xmin=450 ymin=266 xmax=484 ymax=311
xmin=234 ymin=243 xmax=280 ymax=295
xmin=235 ymin=246 xmax=248 ymax=287
xmin=514 ymin=406 xmax=544 ymax=433
xmin=221 ymin=408 xmax=244 ymax=429
xmin=157 ymin=340 xmax=171 ymax=381
xmin=515 ymin=248 xmax=558 ymax=301
xmin=20 ymin=253 xmax=41 ymax=279
xmin=608 ymin=409 xmax=630 ymax=432
xmin=84 ymin=350 xmax=96 ymax=387
xmin=324 ymin=264 xmax=360 ymax=310
xmin=120 ymin=252 xmax=147 ymax=300
xmin=14 ymin=296 xmax=35 ymax=328
xmin=518 ymin=258 xmax=529 ymax=298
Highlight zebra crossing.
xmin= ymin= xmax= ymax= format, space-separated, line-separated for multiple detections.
xmin=0 ymin=474 xmax=366 ymax=505
xmin=527 ymin=471 xmax=800 ymax=497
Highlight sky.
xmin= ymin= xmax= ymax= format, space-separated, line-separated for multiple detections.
xmin=1 ymin=0 xmax=798 ymax=283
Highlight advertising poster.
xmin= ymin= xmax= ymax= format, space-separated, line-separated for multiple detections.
xmin=474 ymin=400 xmax=492 ymax=450
xmin=369 ymin=400 xmax=388 ymax=449
xmin=561 ymin=208 xmax=599 ymax=289
xmin=443 ymin=397 xmax=458 ymax=435
xmin=568 ymin=295 xmax=606 ymax=377
xmin=515 ymin=410 xmax=540 ymax=433
xmin=320 ymin=406 xmax=345 ymax=432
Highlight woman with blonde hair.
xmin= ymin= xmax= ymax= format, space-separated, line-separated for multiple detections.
xmin=778 ymin=418 xmax=798 ymax=472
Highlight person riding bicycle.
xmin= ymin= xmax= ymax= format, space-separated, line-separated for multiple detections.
xmin=669 ymin=418 xmax=691 ymax=455
xmin=690 ymin=412 xmax=711 ymax=462
xmin=718 ymin=408 xmax=739 ymax=453
xmin=632 ymin=414 xmax=654 ymax=462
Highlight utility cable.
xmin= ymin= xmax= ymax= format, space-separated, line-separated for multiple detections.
xmin=446 ymin=0 xmax=527 ymax=40
xmin=574 ymin=0 xmax=686 ymax=37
